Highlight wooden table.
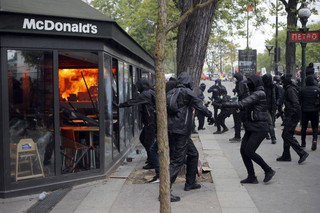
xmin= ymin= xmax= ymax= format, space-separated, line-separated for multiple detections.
xmin=60 ymin=126 xmax=99 ymax=169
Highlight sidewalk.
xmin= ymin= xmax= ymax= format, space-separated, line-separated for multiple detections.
xmin=0 ymin=119 xmax=260 ymax=213
xmin=49 ymin=132 xmax=226 ymax=213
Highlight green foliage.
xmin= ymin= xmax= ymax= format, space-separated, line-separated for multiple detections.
xmin=213 ymin=0 xmax=268 ymax=37
xmin=90 ymin=0 xmax=179 ymax=73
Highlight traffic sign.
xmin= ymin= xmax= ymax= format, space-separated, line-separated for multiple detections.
xmin=288 ymin=31 xmax=320 ymax=43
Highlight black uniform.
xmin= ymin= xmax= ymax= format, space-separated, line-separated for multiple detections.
xmin=214 ymin=95 xmax=233 ymax=133
xmin=299 ymin=75 xmax=320 ymax=150
xmin=208 ymin=79 xmax=227 ymax=122
xmin=197 ymin=83 xmax=206 ymax=130
xmin=168 ymin=72 xmax=212 ymax=192
xmin=119 ymin=78 xmax=156 ymax=168
xmin=231 ymin=72 xmax=249 ymax=140
xmin=274 ymin=75 xmax=285 ymax=124
xmin=221 ymin=74 xmax=275 ymax=183
xmin=262 ymin=74 xmax=277 ymax=144
xmin=277 ymin=74 xmax=309 ymax=163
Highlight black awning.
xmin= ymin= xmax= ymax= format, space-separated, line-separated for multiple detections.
xmin=0 ymin=0 xmax=113 ymax=22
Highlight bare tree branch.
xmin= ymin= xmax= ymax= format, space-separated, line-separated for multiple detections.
xmin=165 ymin=0 xmax=219 ymax=34
xmin=279 ymin=0 xmax=288 ymax=8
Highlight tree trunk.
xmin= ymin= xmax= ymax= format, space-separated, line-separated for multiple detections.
xmin=177 ymin=0 xmax=218 ymax=88
xmin=155 ymin=0 xmax=171 ymax=212
xmin=283 ymin=0 xmax=298 ymax=74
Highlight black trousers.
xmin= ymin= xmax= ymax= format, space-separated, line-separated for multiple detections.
xmin=217 ymin=109 xmax=232 ymax=131
xmin=267 ymin=111 xmax=276 ymax=140
xmin=301 ymin=111 xmax=319 ymax=144
xmin=139 ymin=124 xmax=156 ymax=163
xmin=197 ymin=112 xmax=205 ymax=129
xmin=233 ymin=110 xmax=243 ymax=138
xmin=241 ymin=131 xmax=271 ymax=177
xmin=213 ymin=106 xmax=219 ymax=122
xmin=170 ymin=133 xmax=199 ymax=186
xmin=281 ymin=116 xmax=305 ymax=158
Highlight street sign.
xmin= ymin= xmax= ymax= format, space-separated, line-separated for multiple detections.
xmin=288 ymin=31 xmax=320 ymax=43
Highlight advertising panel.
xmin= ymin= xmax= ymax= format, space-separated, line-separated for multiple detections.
xmin=238 ymin=49 xmax=257 ymax=75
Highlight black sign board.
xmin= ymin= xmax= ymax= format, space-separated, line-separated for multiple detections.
xmin=238 ymin=49 xmax=257 ymax=75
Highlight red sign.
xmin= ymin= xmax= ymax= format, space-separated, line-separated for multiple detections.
xmin=289 ymin=31 xmax=320 ymax=42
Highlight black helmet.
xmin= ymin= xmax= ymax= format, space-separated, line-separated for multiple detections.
xmin=215 ymin=79 xmax=221 ymax=85
xmin=273 ymin=75 xmax=281 ymax=82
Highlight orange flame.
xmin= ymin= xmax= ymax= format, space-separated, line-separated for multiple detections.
xmin=59 ymin=69 xmax=98 ymax=101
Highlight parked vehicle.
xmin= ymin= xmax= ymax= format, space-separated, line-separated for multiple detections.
xmin=210 ymin=74 xmax=219 ymax=81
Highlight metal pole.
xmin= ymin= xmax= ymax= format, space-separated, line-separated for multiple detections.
xmin=247 ymin=10 xmax=249 ymax=49
xmin=275 ymin=0 xmax=279 ymax=75
xmin=301 ymin=42 xmax=307 ymax=87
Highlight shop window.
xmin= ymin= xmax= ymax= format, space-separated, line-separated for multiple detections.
xmin=123 ymin=63 xmax=131 ymax=145
xmin=7 ymin=50 xmax=54 ymax=182
xmin=58 ymin=51 xmax=99 ymax=173
xmin=103 ymin=54 xmax=112 ymax=163
xmin=111 ymin=58 xmax=120 ymax=157
xmin=132 ymin=66 xmax=140 ymax=134
xmin=118 ymin=61 xmax=126 ymax=151
xmin=141 ymin=71 xmax=149 ymax=80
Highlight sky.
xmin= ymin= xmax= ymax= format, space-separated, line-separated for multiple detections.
xmin=234 ymin=1 xmax=320 ymax=54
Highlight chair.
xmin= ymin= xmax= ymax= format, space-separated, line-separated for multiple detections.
xmin=13 ymin=139 xmax=45 ymax=182
xmin=61 ymin=129 xmax=93 ymax=172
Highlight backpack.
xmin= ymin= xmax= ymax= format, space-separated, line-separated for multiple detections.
xmin=166 ymin=88 xmax=181 ymax=115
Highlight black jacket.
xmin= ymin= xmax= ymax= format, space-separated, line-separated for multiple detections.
xmin=262 ymin=74 xmax=277 ymax=113
xmin=275 ymin=83 xmax=284 ymax=107
xmin=168 ymin=72 xmax=212 ymax=135
xmin=119 ymin=78 xmax=156 ymax=126
xmin=283 ymin=81 xmax=300 ymax=120
xmin=233 ymin=72 xmax=249 ymax=101
xmin=300 ymin=75 xmax=320 ymax=112
xmin=223 ymin=74 xmax=268 ymax=132
xmin=208 ymin=84 xmax=227 ymax=100
xmin=198 ymin=83 xmax=206 ymax=101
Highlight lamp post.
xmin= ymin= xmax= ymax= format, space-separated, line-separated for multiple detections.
xmin=275 ymin=0 xmax=279 ymax=75
xmin=266 ymin=45 xmax=274 ymax=73
xmin=298 ymin=2 xmax=311 ymax=87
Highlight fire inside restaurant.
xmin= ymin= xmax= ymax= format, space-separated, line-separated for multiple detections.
xmin=0 ymin=0 xmax=154 ymax=197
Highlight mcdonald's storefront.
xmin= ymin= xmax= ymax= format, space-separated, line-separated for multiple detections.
xmin=0 ymin=0 xmax=154 ymax=197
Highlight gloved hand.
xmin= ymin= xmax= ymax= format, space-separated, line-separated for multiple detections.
xmin=118 ymin=102 xmax=129 ymax=108
xmin=205 ymin=101 xmax=211 ymax=107
xmin=207 ymin=117 xmax=215 ymax=125
xmin=212 ymin=102 xmax=222 ymax=108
